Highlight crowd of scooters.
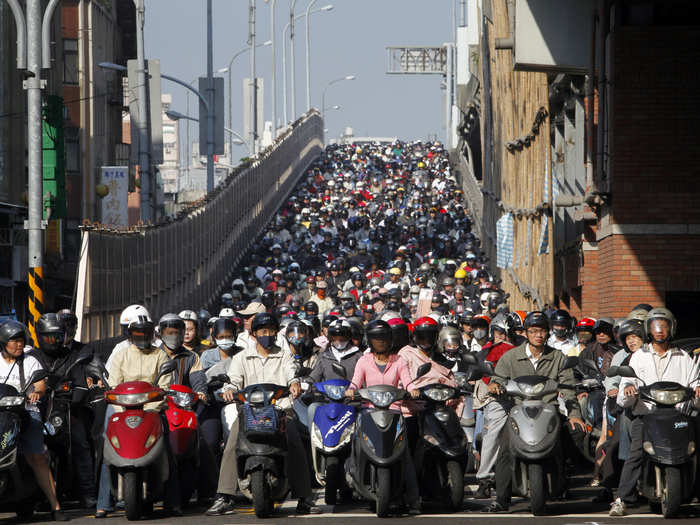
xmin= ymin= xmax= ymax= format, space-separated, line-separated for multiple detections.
xmin=1 ymin=140 xmax=699 ymax=521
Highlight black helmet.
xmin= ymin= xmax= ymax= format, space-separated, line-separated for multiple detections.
xmin=550 ymin=309 xmax=572 ymax=327
xmin=36 ymin=313 xmax=66 ymax=356
xmin=617 ymin=319 xmax=645 ymax=352
xmin=304 ymin=301 xmax=319 ymax=316
xmin=261 ymin=290 xmax=275 ymax=309
xmin=593 ymin=318 xmax=614 ymax=336
xmin=197 ymin=309 xmax=211 ymax=337
xmin=0 ymin=320 xmax=28 ymax=351
xmin=212 ymin=317 xmax=237 ymax=338
xmin=57 ymin=309 xmax=78 ymax=342
xmin=322 ymin=314 xmax=339 ymax=328
xmin=251 ymin=312 xmax=280 ymax=332
xmin=365 ymin=320 xmax=392 ymax=351
xmin=127 ymin=318 xmax=155 ymax=350
xmin=327 ymin=319 xmax=351 ymax=339
xmin=523 ymin=311 xmax=550 ymax=331
xmin=346 ymin=317 xmax=364 ymax=341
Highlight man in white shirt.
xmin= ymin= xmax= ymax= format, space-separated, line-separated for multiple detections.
xmin=610 ymin=308 xmax=700 ymax=516
xmin=206 ymin=313 xmax=319 ymax=516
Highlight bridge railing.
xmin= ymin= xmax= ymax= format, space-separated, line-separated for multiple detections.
xmin=75 ymin=110 xmax=323 ymax=342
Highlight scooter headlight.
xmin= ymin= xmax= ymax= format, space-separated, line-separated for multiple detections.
xmin=324 ymin=384 xmax=347 ymax=401
xmin=50 ymin=415 xmax=63 ymax=429
xmin=367 ymin=390 xmax=396 ymax=408
xmin=650 ymin=388 xmax=687 ymax=406
xmin=0 ymin=396 xmax=24 ymax=407
xmin=170 ymin=390 xmax=197 ymax=408
xmin=509 ymin=419 xmax=520 ymax=435
xmin=423 ymin=387 xmax=456 ymax=402
xmin=517 ymin=382 xmax=545 ymax=396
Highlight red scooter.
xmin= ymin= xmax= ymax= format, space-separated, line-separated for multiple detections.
xmin=103 ymin=361 xmax=176 ymax=521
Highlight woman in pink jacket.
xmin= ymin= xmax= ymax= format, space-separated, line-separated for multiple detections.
xmin=345 ymin=320 xmax=421 ymax=514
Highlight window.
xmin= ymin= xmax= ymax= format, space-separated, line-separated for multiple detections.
xmin=63 ymin=39 xmax=78 ymax=85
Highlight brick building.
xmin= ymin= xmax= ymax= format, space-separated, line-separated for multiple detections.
xmin=458 ymin=0 xmax=700 ymax=337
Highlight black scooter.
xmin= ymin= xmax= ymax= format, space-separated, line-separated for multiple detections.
xmin=608 ymin=365 xmax=699 ymax=518
xmin=344 ymin=362 xmax=431 ymax=517
xmin=414 ymin=381 xmax=468 ymax=511
xmin=575 ymin=358 xmax=606 ymax=463
xmin=0 ymin=369 xmax=49 ymax=520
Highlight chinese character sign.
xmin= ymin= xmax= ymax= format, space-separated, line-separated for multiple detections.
xmin=100 ymin=167 xmax=128 ymax=227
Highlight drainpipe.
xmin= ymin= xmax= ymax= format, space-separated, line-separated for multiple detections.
xmin=595 ymin=0 xmax=608 ymax=191
xmin=495 ymin=0 xmax=515 ymax=49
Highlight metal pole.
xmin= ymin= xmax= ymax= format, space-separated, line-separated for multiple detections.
xmin=269 ymin=0 xmax=276 ymax=137
xmin=460 ymin=0 xmax=466 ymax=26
xmin=290 ymin=0 xmax=297 ymax=121
xmin=305 ymin=0 xmax=317 ymax=112
xmin=228 ymin=66 xmax=233 ymax=164
xmin=445 ymin=43 xmax=453 ymax=149
xmin=26 ymin=0 xmax=43 ymax=344
xmin=249 ymin=0 xmax=257 ymax=155
xmin=186 ymin=90 xmax=190 ymax=189
xmin=135 ymin=0 xmax=152 ymax=220
xmin=282 ymin=21 xmax=288 ymax=124
xmin=206 ymin=0 xmax=215 ymax=192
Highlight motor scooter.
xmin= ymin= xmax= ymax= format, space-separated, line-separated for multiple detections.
xmin=103 ymin=360 xmax=177 ymax=520
xmin=414 ymin=381 xmax=468 ymax=511
xmin=344 ymin=362 xmax=431 ymax=517
xmin=163 ymin=383 xmax=199 ymax=506
xmin=608 ymin=364 xmax=699 ymax=518
xmin=0 ymin=369 xmax=48 ymax=520
xmin=575 ymin=358 xmax=606 ymax=463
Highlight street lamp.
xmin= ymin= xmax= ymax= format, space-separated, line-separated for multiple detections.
xmin=323 ymin=104 xmax=340 ymax=111
xmin=321 ymin=75 xmax=354 ymax=144
xmin=305 ymin=3 xmax=334 ymax=112
xmin=283 ymin=4 xmax=332 ymax=123
xmin=219 ymin=40 xmax=271 ymax=164
xmin=166 ymin=110 xmax=249 ymax=152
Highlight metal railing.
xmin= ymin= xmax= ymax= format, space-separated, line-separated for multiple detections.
xmin=75 ymin=110 xmax=323 ymax=342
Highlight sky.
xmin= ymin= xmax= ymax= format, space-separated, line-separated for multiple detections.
xmin=144 ymin=0 xmax=454 ymax=161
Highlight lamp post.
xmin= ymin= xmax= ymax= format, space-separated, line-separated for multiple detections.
xmin=265 ymin=0 xmax=276 ymax=137
xmin=166 ymin=110 xmax=250 ymax=155
xmin=282 ymin=5 xmax=332 ymax=123
xmin=321 ymin=75 xmax=354 ymax=142
xmin=218 ymin=40 xmax=271 ymax=165
xmin=289 ymin=0 xmax=298 ymax=123
xmin=304 ymin=0 xmax=317 ymax=112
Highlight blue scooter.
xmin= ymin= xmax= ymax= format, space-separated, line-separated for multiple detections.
xmin=310 ymin=378 xmax=356 ymax=505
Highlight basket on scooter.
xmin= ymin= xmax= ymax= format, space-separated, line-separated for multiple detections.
xmin=242 ymin=403 xmax=279 ymax=436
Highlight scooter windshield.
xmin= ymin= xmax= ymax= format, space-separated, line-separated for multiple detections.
xmin=316 ymin=379 xmax=350 ymax=401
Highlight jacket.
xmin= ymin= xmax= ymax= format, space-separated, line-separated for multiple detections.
xmin=617 ymin=344 xmax=696 ymax=415
xmin=309 ymin=346 xmax=362 ymax=383
xmin=493 ymin=343 xmax=581 ymax=419
xmin=107 ymin=343 xmax=171 ymax=411
xmin=398 ymin=345 xmax=460 ymax=416
xmin=350 ymin=353 xmax=415 ymax=412
xmin=165 ymin=347 xmax=207 ymax=394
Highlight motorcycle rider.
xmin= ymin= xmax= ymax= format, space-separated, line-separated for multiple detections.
xmin=200 ymin=317 xmax=240 ymax=370
xmin=609 ymin=307 xmax=700 ymax=516
xmin=96 ymin=315 xmax=172 ymax=518
xmin=179 ymin=309 xmax=208 ymax=354
xmin=547 ymin=310 xmax=577 ymax=355
xmin=206 ymin=313 xmax=320 ymax=516
xmin=487 ymin=311 xmax=586 ymax=512
xmin=571 ymin=317 xmax=596 ymax=356
xmin=28 ymin=313 xmax=97 ymax=509
xmin=0 ymin=320 xmax=68 ymax=521
xmin=469 ymin=315 xmax=490 ymax=352
xmin=234 ymin=302 xmax=267 ymax=351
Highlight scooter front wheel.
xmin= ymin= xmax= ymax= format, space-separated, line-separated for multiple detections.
xmin=375 ymin=467 xmax=391 ymax=518
xmin=528 ymin=463 xmax=546 ymax=516
xmin=251 ymin=469 xmax=273 ymax=518
xmin=446 ymin=460 xmax=464 ymax=511
xmin=123 ymin=470 xmax=142 ymax=521
xmin=325 ymin=456 xmax=340 ymax=505
xmin=661 ymin=466 xmax=682 ymax=518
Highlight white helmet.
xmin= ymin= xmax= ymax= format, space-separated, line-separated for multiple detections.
xmin=219 ymin=308 xmax=235 ymax=319
xmin=120 ymin=304 xmax=152 ymax=327
xmin=479 ymin=292 xmax=490 ymax=309
xmin=178 ymin=310 xmax=198 ymax=322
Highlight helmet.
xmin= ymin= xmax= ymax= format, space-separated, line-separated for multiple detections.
xmin=285 ymin=320 xmax=309 ymax=346
xmin=471 ymin=314 xmax=490 ymax=328
xmin=178 ymin=310 xmax=198 ymax=322
xmin=437 ymin=326 xmax=462 ymax=357
xmin=388 ymin=267 xmax=402 ymax=276
xmin=632 ymin=303 xmax=653 ymax=312
xmin=346 ymin=317 xmax=364 ymax=341
xmin=490 ymin=315 xmax=509 ymax=336
xmin=304 ymin=302 xmax=319 ymax=316
xmin=219 ymin=308 xmax=235 ymax=318
xmin=644 ymin=307 xmax=676 ymax=343
xmin=0 ymin=320 xmax=28 ymax=351
xmin=412 ymin=316 xmax=439 ymax=350
xmin=523 ymin=311 xmax=550 ymax=331
xmin=197 ymin=309 xmax=211 ymax=334
xmin=593 ymin=318 xmax=614 ymax=336
xmin=386 ymin=317 xmax=409 ymax=352
xmin=479 ymin=292 xmax=490 ymax=309
xmin=506 ymin=311 xmax=523 ymax=329
xmin=550 ymin=309 xmax=573 ymax=328
xmin=261 ymin=291 xmax=275 ymax=309
xmin=119 ymin=304 xmax=152 ymax=327
xmin=251 ymin=312 xmax=280 ymax=332
xmin=36 ymin=313 xmax=66 ymax=356
xmin=617 ymin=319 xmax=645 ymax=352
xmin=441 ymin=277 xmax=456 ymax=288
xmin=575 ymin=317 xmax=596 ymax=332
xmin=627 ymin=308 xmax=649 ymax=322
xmin=365 ymin=320 xmax=392 ymax=350
xmin=158 ymin=313 xmax=186 ymax=351
xmin=327 ymin=319 xmax=352 ymax=339
xmin=212 ymin=317 xmax=237 ymax=339
xmin=57 ymin=309 xmax=78 ymax=342
xmin=454 ymin=268 xmax=467 ymax=279
xmin=438 ymin=314 xmax=459 ymax=329
xmin=127 ymin=318 xmax=155 ymax=350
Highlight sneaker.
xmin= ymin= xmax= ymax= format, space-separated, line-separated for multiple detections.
xmin=609 ymin=498 xmax=627 ymax=516
xmin=486 ymin=501 xmax=508 ymax=513
xmin=206 ymin=496 xmax=235 ymax=516
xmin=296 ymin=498 xmax=322 ymax=515
xmin=474 ymin=481 xmax=491 ymax=499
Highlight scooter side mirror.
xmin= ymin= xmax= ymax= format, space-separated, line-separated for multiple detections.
xmin=24 ymin=369 xmax=49 ymax=392
xmin=295 ymin=365 xmax=312 ymax=378
xmin=461 ymin=352 xmax=479 ymax=366
xmin=156 ymin=359 xmax=178 ymax=382
xmin=615 ymin=365 xmax=637 ymax=379
xmin=415 ymin=362 xmax=432 ymax=379
xmin=562 ymin=356 xmax=579 ymax=370
xmin=606 ymin=366 xmax=619 ymax=378
xmin=331 ymin=362 xmax=348 ymax=379
xmin=65 ymin=348 xmax=94 ymax=376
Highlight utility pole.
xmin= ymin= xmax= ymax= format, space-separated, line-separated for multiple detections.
xmin=269 ymin=0 xmax=276 ymax=137
xmin=290 ymin=0 xmax=297 ymax=121
xmin=206 ymin=0 xmax=215 ymax=191
xmin=134 ymin=0 xmax=152 ymax=221
xmin=249 ymin=0 xmax=257 ymax=155
xmin=305 ymin=0 xmax=317 ymax=112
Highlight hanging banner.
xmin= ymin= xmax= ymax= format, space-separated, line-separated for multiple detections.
xmin=100 ymin=166 xmax=129 ymax=227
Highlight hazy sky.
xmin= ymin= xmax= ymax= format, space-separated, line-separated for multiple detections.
xmin=144 ymin=0 xmax=454 ymax=160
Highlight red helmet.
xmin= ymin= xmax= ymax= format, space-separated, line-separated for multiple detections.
xmin=576 ymin=317 xmax=596 ymax=331
xmin=411 ymin=317 xmax=439 ymax=349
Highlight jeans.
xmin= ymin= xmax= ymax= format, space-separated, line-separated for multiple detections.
xmin=71 ymin=409 xmax=96 ymax=499
xmin=473 ymin=408 xmax=484 ymax=453
xmin=617 ymin=417 xmax=643 ymax=502
xmin=96 ymin=463 xmax=113 ymax=512
xmin=476 ymin=400 xmax=510 ymax=481
xmin=197 ymin=403 xmax=222 ymax=499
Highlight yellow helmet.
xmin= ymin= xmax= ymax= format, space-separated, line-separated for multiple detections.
xmin=417 ymin=161 xmax=425 ymax=169
xmin=454 ymin=269 xmax=467 ymax=279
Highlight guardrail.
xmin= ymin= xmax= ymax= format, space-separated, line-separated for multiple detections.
xmin=75 ymin=110 xmax=323 ymax=342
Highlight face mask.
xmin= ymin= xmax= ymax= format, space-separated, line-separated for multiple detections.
xmin=577 ymin=332 xmax=592 ymax=343
xmin=216 ymin=338 xmax=235 ymax=352
xmin=162 ymin=333 xmax=184 ymax=351
xmin=473 ymin=329 xmax=487 ymax=340
xmin=317 ymin=290 xmax=326 ymax=298
xmin=553 ymin=328 xmax=568 ymax=339
xmin=332 ymin=340 xmax=349 ymax=351
xmin=257 ymin=335 xmax=276 ymax=350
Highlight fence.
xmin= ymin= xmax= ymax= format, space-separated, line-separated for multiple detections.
xmin=75 ymin=111 xmax=323 ymax=342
